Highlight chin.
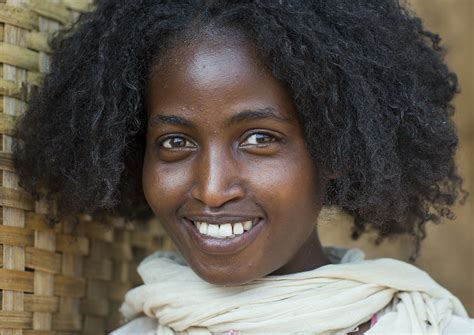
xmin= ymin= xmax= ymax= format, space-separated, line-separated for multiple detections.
xmin=192 ymin=265 xmax=256 ymax=286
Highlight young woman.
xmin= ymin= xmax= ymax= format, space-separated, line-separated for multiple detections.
xmin=13 ymin=1 xmax=472 ymax=334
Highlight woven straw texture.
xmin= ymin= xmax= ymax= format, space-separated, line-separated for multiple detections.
xmin=0 ymin=1 xmax=176 ymax=334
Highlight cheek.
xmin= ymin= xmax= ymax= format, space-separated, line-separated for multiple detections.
xmin=243 ymin=155 xmax=320 ymax=269
xmin=142 ymin=153 xmax=191 ymax=216
xmin=245 ymin=154 xmax=320 ymax=213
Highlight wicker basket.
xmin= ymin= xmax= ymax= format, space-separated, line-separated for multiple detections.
xmin=0 ymin=1 xmax=175 ymax=334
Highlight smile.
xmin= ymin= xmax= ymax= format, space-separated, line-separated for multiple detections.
xmin=183 ymin=217 xmax=263 ymax=255
xmin=192 ymin=220 xmax=254 ymax=238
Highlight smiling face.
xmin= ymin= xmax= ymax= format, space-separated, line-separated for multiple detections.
xmin=143 ymin=29 xmax=329 ymax=285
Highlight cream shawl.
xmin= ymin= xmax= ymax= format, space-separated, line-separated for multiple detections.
xmin=117 ymin=248 xmax=470 ymax=334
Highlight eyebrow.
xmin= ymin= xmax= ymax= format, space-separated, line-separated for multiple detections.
xmin=226 ymin=107 xmax=290 ymax=127
xmin=148 ymin=107 xmax=290 ymax=128
xmin=149 ymin=115 xmax=195 ymax=128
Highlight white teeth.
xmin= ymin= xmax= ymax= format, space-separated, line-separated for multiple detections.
xmin=233 ymin=222 xmax=244 ymax=235
xmin=199 ymin=222 xmax=208 ymax=234
xmin=243 ymin=221 xmax=252 ymax=231
xmin=219 ymin=223 xmax=233 ymax=237
xmin=192 ymin=220 xmax=256 ymax=238
xmin=207 ymin=223 xmax=220 ymax=237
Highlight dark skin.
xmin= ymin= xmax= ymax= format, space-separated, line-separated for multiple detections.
xmin=143 ymin=32 xmax=331 ymax=285
xmin=142 ymin=31 xmax=371 ymax=334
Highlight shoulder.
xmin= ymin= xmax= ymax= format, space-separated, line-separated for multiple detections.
xmin=368 ymin=312 xmax=474 ymax=335
xmin=109 ymin=316 xmax=158 ymax=335
xmin=443 ymin=315 xmax=474 ymax=334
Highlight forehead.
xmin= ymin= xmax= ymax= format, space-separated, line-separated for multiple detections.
xmin=146 ymin=31 xmax=297 ymax=123
xmin=152 ymin=27 xmax=262 ymax=79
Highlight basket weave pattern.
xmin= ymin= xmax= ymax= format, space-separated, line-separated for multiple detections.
xmin=0 ymin=1 xmax=175 ymax=334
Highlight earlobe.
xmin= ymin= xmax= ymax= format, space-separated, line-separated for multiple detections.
xmin=327 ymin=172 xmax=339 ymax=180
xmin=327 ymin=170 xmax=344 ymax=180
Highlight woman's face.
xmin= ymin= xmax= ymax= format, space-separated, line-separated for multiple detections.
xmin=143 ymin=32 xmax=327 ymax=285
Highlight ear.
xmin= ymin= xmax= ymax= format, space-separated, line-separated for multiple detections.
xmin=327 ymin=171 xmax=342 ymax=180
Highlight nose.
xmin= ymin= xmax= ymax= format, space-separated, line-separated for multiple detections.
xmin=190 ymin=145 xmax=245 ymax=208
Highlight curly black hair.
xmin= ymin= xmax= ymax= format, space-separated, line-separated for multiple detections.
xmin=13 ymin=0 xmax=466 ymax=258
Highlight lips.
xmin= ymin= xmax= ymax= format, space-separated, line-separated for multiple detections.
xmin=183 ymin=217 xmax=264 ymax=256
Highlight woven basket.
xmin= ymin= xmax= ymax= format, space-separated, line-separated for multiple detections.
xmin=0 ymin=1 xmax=176 ymax=334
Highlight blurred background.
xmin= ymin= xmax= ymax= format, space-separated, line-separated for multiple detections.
xmin=319 ymin=0 xmax=473 ymax=316
xmin=2 ymin=1 xmax=469 ymax=334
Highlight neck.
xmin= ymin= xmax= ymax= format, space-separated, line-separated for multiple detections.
xmin=270 ymin=229 xmax=331 ymax=276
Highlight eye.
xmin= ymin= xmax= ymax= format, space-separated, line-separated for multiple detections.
xmin=160 ymin=136 xmax=196 ymax=149
xmin=240 ymin=132 xmax=278 ymax=147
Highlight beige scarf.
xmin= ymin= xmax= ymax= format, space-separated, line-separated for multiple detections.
xmin=119 ymin=248 xmax=468 ymax=334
